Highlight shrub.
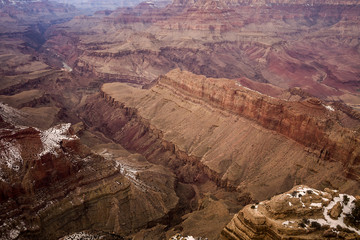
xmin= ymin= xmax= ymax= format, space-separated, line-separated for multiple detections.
xmin=307 ymin=190 xmax=313 ymax=195
xmin=298 ymin=222 xmax=306 ymax=228
xmin=291 ymin=191 xmax=298 ymax=197
xmin=310 ymin=221 xmax=322 ymax=230
xmin=347 ymin=199 xmax=360 ymax=226
xmin=343 ymin=195 xmax=350 ymax=205
xmin=302 ymin=218 xmax=310 ymax=225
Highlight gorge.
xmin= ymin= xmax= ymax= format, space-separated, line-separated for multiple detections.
xmin=0 ymin=0 xmax=359 ymax=239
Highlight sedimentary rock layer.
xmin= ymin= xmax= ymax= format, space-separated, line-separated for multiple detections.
xmin=158 ymin=69 xmax=360 ymax=166
xmin=82 ymin=70 xmax=359 ymax=200
xmin=221 ymin=185 xmax=360 ymax=240
xmin=43 ymin=0 xmax=360 ymax=108
xmin=0 ymin=104 xmax=178 ymax=240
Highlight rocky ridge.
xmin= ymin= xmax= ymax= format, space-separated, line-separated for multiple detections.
xmin=43 ymin=0 xmax=360 ymax=108
xmin=82 ymin=69 xmax=359 ymax=201
xmin=0 ymin=104 xmax=178 ymax=240
xmin=158 ymin=69 xmax=360 ymax=167
xmin=221 ymin=185 xmax=360 ymax=239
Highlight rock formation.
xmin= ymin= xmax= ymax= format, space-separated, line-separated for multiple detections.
xmin=0 ymin=104 xmax=178 ymax=240
xmin=43 ymin=0 xmax=360 ymax=108
xmin=0 ymin=0 xmax=360 ymax=238
xmin=81 ymin=69 xmax=359 ymax=201
xmin=221 ymin=185 xmax=360 ymax=240
xmin=158 ymin=69 xmax=360 ymax=167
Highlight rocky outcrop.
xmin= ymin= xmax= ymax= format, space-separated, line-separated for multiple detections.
xmin=0 ymin=104 xmax=178 ymax=240
xmin=221 ymin=185 xmax=360 ymax=240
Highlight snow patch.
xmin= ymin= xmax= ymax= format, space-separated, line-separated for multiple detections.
xmin=59 ymin=231 xmax=98 ymax=240
xmin=286 ymin=186 xmax=322 ymax=198
xmin=0 ymin=103 xmax=27 ymax=125
xmin=170 ymin=234 xmax=200 ymax=240
xmin=116 ymin=161 xmax=151 ymax=192
xmin=282 ymin=220 xmax=295 ymax=226
xmin=39 ymin=123 xmax=77 ymax=157
xmin=282 ymin=187 xmax=359 ymax=234
xmin=99 ymin=150 xmax=152 ymax=192
xmin=310 ymin=202 xmax=322 ymax=208
xmin=0 ymin=139 xmax=22 ymax=171
xmin=9 ymin=229 xmax=20 ymax=239
xmin=320 ymin=194 xmax=359 ymax=235
xmin=324 ymin=105 xmax=335 ymax=111
xmin=62 ymin=62 xmax=73 ymax=72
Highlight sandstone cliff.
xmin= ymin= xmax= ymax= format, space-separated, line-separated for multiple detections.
xmin=158 ymin=69 xmax=360 ymax=167
xmin=221 ymin=185 xmax=360 ymax=240
xmin=81 ymin=70 xmax=359 ymax=201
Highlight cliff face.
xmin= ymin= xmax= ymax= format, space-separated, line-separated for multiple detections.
xmin=159 ymin=69 xmax=360 ymax=167
xmin=80 ymin=70 xmax=359 ymax=201
xmin=0 ymin=104 xmax=178 ymax=240
xmin=221 ymin=185 xmax=360 ymax=240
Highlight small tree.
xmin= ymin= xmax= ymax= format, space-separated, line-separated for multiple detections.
xmin=310 ymin=221 xmax=322 ymax=230
xmin=346 ymin=198 xmax=360 ymax=227
xmin=343 ymin=195 xmax=350 ymax=205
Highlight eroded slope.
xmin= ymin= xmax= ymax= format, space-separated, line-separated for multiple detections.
xmin=82 ymin=69 xmax=360 ymax=201
xmin=0 ymin=104 xmax=178 ymax=240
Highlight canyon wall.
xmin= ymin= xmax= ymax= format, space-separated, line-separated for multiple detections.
xmin=158 ymin=69 xmax=360 ymax=167
xmin=0 ymin=105 xmax=178 ymax=240
xmin=81 ymin=70 xmax=359 ymax=201
xmin=42 ymin=0 xmax=360 ymax=108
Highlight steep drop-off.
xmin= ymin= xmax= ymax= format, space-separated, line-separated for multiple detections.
xmin=81 ymin=69 xmax=360 ymax=201
xmin=0 ymin=104 xmax=178 ymax=240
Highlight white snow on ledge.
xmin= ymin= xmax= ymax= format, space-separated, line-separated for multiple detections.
xmin=170 ymin=234 xmax=197 ymax=240
xmin=0 ymin=139 xmax=22 ymax=171
xmin=59 ymin=231 xmax=98 ymax=240
xmin=323 ymin=104 xmax=335 ymax=111
xmin=39 ymin=123 xmax=77 ymax=157
xmin=0 ymin=103 xmax=27 ymax=125
xmin=283 ymin=186 xmax=360 ymax=235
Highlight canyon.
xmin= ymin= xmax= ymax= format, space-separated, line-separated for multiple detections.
xmin=0 ymin=0 xmax=359 ymax=239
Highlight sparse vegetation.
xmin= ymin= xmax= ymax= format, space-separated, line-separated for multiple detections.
xmin=346 ymin=198 xmax=360 ymax=227
xmin=307 ymin=190 xmax=313 ymax=195
xmin=302 ymin=218 xmax=310 ymax=225
xmin=291 ymin=191 xmax=298 ymax=197
xmin=343 ymin=195 xmax=350 ymax=205
xmin=298 ymin=222 xmax=306 ymax=228
xmin=310 ymin=221 xmax=322 ymax=230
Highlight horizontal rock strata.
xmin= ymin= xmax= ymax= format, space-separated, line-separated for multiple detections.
xmin=221 ymin=185 xmax=360 ymax=239
xmin=81 ymin=69 xmax=359 ymax=200
xmin=0 ymin=105 xmax=178 ymax=240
